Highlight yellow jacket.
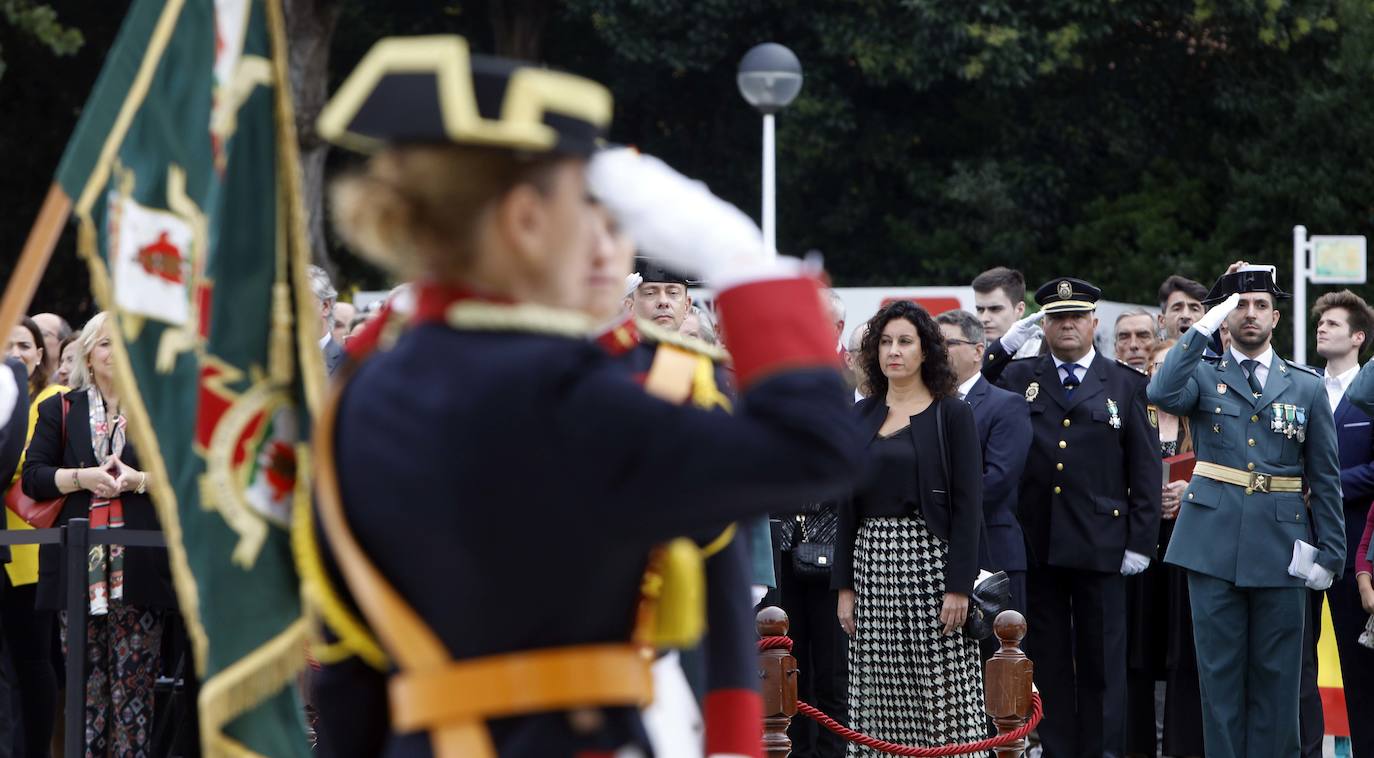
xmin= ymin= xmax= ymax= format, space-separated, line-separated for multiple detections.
xmin=5 ymin=383 xmax=68 ymax=586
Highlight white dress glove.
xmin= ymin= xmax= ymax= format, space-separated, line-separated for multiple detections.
xmin=0 ymin=366 xmax=16 ymax=431
xmin=750 ymin=584 xmax=768 ymax=606
xmin=1194 ymin=292 xmax=1240 ymax=336
xmin=588 ymin=148 xmax=771 ymax=285
xmin=999 ymin=311 xmax=1045 ymax=354
xmin=1121 ymin=550 xmax=1151 ymax=576
xmin=1306 ymin=564 xmax=1334 ymax=591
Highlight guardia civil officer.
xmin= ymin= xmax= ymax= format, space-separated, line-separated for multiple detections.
xmin=1148 ymin=263 xmax=1344 ymax=758
xmin=302 ymin=36 xmax=858 ymax=758
xmin=982 ymin=278 xmax=1161 ymax=758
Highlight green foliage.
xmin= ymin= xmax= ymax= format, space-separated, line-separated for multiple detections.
xmin=0 ymin=1 xmax=83 ymax=81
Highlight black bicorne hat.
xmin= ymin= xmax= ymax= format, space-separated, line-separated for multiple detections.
xmin=634 ymin=257 xmax=693 ymax=287
xmin=1033 ymin=277 xmax=1101 ymax=314
xmin=317 ymin=35 xmax=612 ymax=156
xmin=1202 ymin=265 xmax=1291 ymax=306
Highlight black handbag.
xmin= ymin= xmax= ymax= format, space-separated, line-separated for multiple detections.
xmin=790 ymin=507 xmax=837 ymax=580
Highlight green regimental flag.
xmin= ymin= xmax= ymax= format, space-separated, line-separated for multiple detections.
xmin=53 ymin=0 xmax=320 ymax=755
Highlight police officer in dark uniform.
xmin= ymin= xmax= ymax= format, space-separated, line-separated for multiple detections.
xmin=982 ymin=278 xmax=1162 ymax=758
xmin=301 ymin=36 xmax=858 ymax=758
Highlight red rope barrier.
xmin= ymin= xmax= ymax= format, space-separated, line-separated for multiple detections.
xmin=759 ymin=635 xmax=1044 ymax=757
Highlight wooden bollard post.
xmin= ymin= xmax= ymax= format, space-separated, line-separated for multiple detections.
xmin=984 ymin=609 xmax=1034 ymax=758
xmin=757 ymin=606 xmax=797 ymax=758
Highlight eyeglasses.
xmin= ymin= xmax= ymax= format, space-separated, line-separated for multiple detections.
xmin=945 ymin=339 xmax=980 ymax=347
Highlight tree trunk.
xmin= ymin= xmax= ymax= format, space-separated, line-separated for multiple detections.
xmin=489 ymin=0 xmax=553 ymax=60
xmin=282 ymin=0 xmax=339 ymax=268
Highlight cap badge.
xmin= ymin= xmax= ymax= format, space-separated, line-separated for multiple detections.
xmin=1057 ymin=280 xmax=1072 ymax=300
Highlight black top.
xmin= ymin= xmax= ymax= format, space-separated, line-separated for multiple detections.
xmin=858 ymin=422 xmax=921 ymax=519
xmin=22 ymin=391 xmax=175 ymax=611
xmin=833 ymin=395 xmax=984 ymax=595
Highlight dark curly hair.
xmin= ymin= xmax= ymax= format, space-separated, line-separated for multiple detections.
xmin=861 ymin=300 xmax=958 ymax=400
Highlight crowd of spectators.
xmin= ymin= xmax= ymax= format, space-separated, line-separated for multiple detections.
xmin=773 ymin=267 xmax=1374 ymax=758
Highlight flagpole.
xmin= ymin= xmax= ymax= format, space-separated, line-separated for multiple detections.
xmin=0 ymin=183 xmax=72 ymax=336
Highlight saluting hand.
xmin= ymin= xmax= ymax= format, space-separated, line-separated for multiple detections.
xmin=939 ymin=593 xmax=969 ymax=636
xmin=999 ymin=311 xmax=1045 ymax=354
xmin=1195 ymin=292 xmax=1240 ymax=336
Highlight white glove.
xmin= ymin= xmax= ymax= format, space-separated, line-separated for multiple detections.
xmin=998 ymin=311 xmax=1044 ymax=354
xmin=1306 ymin=564 xmax=1334 ymax=591
xmin=1195 ymin=292 xmax=1240 ymax=336
xmin=622 ymin=272 xmax=643 ymax=299
xmin=1120 ymin=550 xmax=1151 ymax=576
xmin=588 ymin=148 xmax=769 ymax=285
xmin=0 ymin=365 xmax=16 ymax=431
xmin=750 ymin=584 xmax=768 ymax=606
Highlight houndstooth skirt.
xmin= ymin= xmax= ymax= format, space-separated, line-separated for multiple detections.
xmin=847 ymin=516 xmax=986 ymax=756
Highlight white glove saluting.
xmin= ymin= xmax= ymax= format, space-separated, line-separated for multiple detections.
xmin=1120 ymin=550 xmax=1151 ymax=576
xmin=589 ymin=148 xmax=793 ymax=288
xmin=1194 ymin=292 xmax=1240 ymax=337
xmin=999 ymin=311 xmax=1044 ymax=355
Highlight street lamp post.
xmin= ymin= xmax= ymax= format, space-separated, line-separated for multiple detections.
xmin=737 ymin=43 xmax=803 ymax=258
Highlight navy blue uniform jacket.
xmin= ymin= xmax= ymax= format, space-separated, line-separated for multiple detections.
xmin=312 ymin=279 xmax=860 ymax=758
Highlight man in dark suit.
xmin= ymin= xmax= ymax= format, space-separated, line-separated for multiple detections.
xmin=938 ymin=309 xmax=1031 ymax=613
xmin=1304 ymin=289 xmax=1374 ymax=756
xmin=983 ymin=278 xmax=1161 ymax=758
xmin=309 ymin=264 xmax=345 ymax=376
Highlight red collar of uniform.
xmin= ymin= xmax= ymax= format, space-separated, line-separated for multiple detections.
xmin=595 ymin=313 xmax=641 ymax=356
xmin=412 ymin=281 xmax=514 ymax=325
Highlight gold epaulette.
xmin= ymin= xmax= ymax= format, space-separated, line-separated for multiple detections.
xmin=634 ymin=318 xmax=731 ymax=364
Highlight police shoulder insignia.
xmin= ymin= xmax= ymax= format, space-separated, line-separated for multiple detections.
xmin=1025 ymin=382 xmax=1040 ymax=403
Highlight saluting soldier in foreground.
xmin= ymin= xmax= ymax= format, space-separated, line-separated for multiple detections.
xmin=1148 ymin=264 xmax=1344 ymax=758
xmin=302 ymin=36 xmax=858 ymax=758
xmin=982 ymin=278 xmax=1161 ymax=758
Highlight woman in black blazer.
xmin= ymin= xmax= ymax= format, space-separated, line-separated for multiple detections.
xmin=21 ymin=312 xmax=174 ymax=756
xmin=831 ymin=300 xmax=987 ymax=749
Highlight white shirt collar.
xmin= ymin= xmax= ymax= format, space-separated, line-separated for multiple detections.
xmin=1326 ymin=364 xmax=1358 ymax=391
xmin=1229 ymin=344 xmax=1273 ymax=370
xmin=1053 ymin=347 xmax=1096 ymax=373
xmin=957 ymin=373 xmax=981 ymax=400
xmin=319 ymin=332 xmax=332 ymax=349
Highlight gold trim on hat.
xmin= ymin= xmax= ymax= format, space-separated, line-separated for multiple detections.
xmin=318 ymin=35 xmax=613 ymax=153
xmin=1041 ymin=299 xmax=1096 ymax=312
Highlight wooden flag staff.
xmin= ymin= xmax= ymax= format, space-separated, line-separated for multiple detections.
xmin=0 ymin=183 xmax=72 ymax=335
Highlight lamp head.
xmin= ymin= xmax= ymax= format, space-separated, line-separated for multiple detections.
xmin=737 ymin=42 xmax=803 ymax=114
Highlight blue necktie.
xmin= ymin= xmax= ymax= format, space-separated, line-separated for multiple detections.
xmin=1062 ymin=364 xmax=1080 ymax=396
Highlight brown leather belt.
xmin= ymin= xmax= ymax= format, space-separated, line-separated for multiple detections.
xmin=389 ymin=643 xmax=652 ymax=731
xmin=1193 ymin=461 xmax=1302 ymax=494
